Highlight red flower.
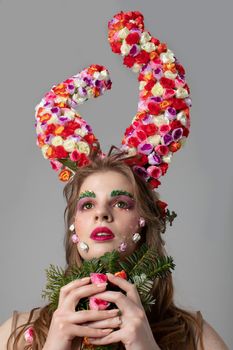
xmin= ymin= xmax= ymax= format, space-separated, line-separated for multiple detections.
xmin=176 ymin=63 xmax=186 ymax=76
xmin=140 ymin=123 xmax=158 ymax=136
xmin=144 ymin=80 xmax=156 ymax=91
xmin=136 ymin=129 xmax=147 ymax=141
xmin=111 ymin=41 xmax=122 ymax=54
xmin=135 ymin=50 xmax=150 ymax=65
xmin=55 ymin=146 xmax=68 ymax=159
xmin=155 ymin=145 xmax=169 ymax=156
xmin=171 ymin=98 xmax=188 ymax=110
xmin=126 ymin=32 xmax=140 ymax=45
xmin=148 ymin=178 xmax=161 ymax=189
xmin=123 ymin=56 xmax=135 ymax=68
xmin=147 ymin=102 xmax=161 ymax=115
xmin=128 ymin=136 xmax=140 ymax=147
xmin=160 ymin=163 xmax=169 ymax=175
xmin=78 ymin=153 xmax=90 ymax=167
xmin=156 ymin=199 xmax=168 ymax=217
xmin=45 ymin=123 xmax=56 ymax=135
xmin=160 ymin=77 xmax=175 ymax=89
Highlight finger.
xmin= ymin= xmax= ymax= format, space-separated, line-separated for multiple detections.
xmin=58 ymin=277 xmax=91 ymax=307
xmin=70 ymin=324 xmax=113 ymax=338
xmin=83 ymin=315 xmax=122 ymax=329
xmin=72 ymin=309 xmax=120 ymax=324
xmin=91 ymin=290 xmax=134 ymax=311
xmin=61 ymin=283 xmax=108 ymax=311
xmin=106 ymin=273 xmax=141 ymax=304
xmin=88 ymin=329 xmax=122 ymax=345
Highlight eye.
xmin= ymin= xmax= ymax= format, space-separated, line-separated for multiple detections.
xmin=114 ymin=201 xmax=130 ymax=209
xmin=81 ymin=202 xmax=94 ymax=210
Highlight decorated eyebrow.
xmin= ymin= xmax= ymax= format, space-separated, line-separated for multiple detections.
xmin=111 ymin=190 xmax=134 ymax=199
xmin=78 ymin=190 xmax=96 ymax=201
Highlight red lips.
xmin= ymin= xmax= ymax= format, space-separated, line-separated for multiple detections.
xmin=90 ymin=227 xmax=115 ymax=241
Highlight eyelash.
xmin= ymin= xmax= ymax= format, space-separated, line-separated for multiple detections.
xmin=80 ymin=200 xmax=132 ymax=211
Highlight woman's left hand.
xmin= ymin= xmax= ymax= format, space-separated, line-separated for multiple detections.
xmin=86 ymin=273 xmax=160 ymax=350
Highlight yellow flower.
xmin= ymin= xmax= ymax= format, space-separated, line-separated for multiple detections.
xmin=160 ymin=49 xmax=175 ymax=64
xmin=151 ymin=82 xmax=164 ymax=97
xmin=140 ymin=31 xmax=151 ymax=44
xmin=121 ymin=41 xmax=131 ymax=56
xmin=164 ymin=70 xmax=177 ymax=80
xmin=141 ymin=42 xmax=156 ymax=53
xmin=63 ymin=139 xmax=76 ymax=152
xmin=147 ymin=135 xmax=161 ymax=146
xmin=176 ymin=87 xmax=189 ymax=99
xmin=118 ymin=27 xmax=130 ymax=39
xmin=41 ymin=145 xmax=49 ymax=159
xmin=76 ymin=141 xmax=90 ymax=155
xmin=51 ymin=136 xmax=63 ymax=147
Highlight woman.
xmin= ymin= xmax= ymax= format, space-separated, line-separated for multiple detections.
xmin=0 ymin=153 xmax=229 ymax=349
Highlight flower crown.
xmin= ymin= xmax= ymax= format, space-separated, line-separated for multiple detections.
xmin=35 ymin=10 xmax=191 ymax=223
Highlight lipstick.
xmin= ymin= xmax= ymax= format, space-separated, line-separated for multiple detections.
xmin=90 ymin=227 xmax=115 ymax=241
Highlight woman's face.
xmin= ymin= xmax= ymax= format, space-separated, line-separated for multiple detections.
xmin=74 ymin=170 xmax=142 ymax=260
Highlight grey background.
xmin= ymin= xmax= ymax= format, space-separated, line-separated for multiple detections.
xmin=0 ymin=0 xmax=232 ymax=347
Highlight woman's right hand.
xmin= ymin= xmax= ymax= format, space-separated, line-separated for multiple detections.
xmin=42 ymin=276 xmax=119 ymax=350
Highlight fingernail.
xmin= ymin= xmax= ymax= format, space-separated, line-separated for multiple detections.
xmin=106 ymin=272 xmax=114 ymax=277
xmin=108 ymin=309 xmax=119 ymax=314
xmin=81 ymin=277 xmax=90 ymax=281
xmin=96 ymin=282 xmax=107 ymax=287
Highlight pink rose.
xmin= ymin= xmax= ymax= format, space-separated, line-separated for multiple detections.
xmin=89 ymin=273 xmax=109 ymax=310
xmin=89 ymin=296 xmax=110 ymax=310
xmin=90 ymin=273 xmax=108 ymax=284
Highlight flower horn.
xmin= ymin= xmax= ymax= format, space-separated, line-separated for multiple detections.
xmin=108 ymin=11 xmax=191 ymax=189
xmin=35 ymin=65 xmax=112 ymax=181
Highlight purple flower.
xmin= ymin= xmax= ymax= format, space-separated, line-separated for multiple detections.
xmin=162 ymin=133 xmax=173 ymax=146
xmin=148 ymin=152 xmax=161 ymax=165
xmin=172 ymin=128 xmax=183 ymax=141
xmin=137 ymin=143 xmax=153 ymax=155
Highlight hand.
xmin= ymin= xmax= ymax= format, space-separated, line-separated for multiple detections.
xmin=86 ymin=273 xmax=160 ymax=350
xmin=42 ymin=277 xmax=118 ymax=350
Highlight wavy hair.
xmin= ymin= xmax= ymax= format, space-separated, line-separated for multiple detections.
xmin=8 ymin=151 xmax=204 ymax=350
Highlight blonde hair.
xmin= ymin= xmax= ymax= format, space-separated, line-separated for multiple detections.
xmin=8 ymin=152 xmax=204 ymax=350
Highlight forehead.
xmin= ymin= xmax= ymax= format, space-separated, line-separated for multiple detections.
xmin=79 ymin=171 xmax=134 ymax=194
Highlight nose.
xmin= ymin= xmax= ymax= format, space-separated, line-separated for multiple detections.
xmin=94 ymin=204 xmax=113 ymax=223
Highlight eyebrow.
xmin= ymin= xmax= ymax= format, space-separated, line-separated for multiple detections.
xmin=111 ymin=190 xmax=134 ymax=199
xmin=78 ymin=190 xmax=96 ymax=201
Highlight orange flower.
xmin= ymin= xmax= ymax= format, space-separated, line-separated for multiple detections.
xmin=114 ymin=270 xmax=127 ymax=279
xmin=54 ymin=125 xmax=64 ymax=135
xmin=59 ymin=169 xmax=72 ymax=182
xmin=38 ymin=113 xmax=52 ymax=123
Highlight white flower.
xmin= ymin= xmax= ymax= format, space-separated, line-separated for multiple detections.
xmin=176 ymin=87 xmax=189 ymax=99
xmin=132 ymin=63 xmax=141 ymax=73
xmin=147 ymin=135 xmax=161 ymax=146
xmin=87 ymin=88 xmax=94 ymax=98
xmin=176 ymin=111 xmax=187 ymax=126
xmin=63 ymin=139 xmax=76 ymax=152
xmin=152 ymin=115 xmax=169 ymax=127
xmin=121 ymin=40 xmax=131 ymax=56
xmin=164 ymin=70 xmax=177 ymax=80
xmin=51 ymin=136 xmax=63 ymax=147
xmin=41 ymin=145 xmax=49 ymax=159
xmin=46 ymin=115 xmax=58 ymax=125
xmin=151 ymin=82 xmax=164 ymax=96
xmin=63 ymin=109 xmax=76 ymax=119
xmin=140 ymin=31 xmax=151 ymax=44
xmin=141 ymin=42 xmax=156 ymax=53
xmin=139 ymin=81 xmax=147 ymax=91
xmin=76 ymin=141 xmax=90 ymax=155
xmin=160 ymin=49 xmax=175 ymax=63
xmin=162 ymin=152 xmax=173 ymax=163
xmin=118 ymin=27 xmax=130 ymax=39
xmin=127 ymin=147 xmax=137 ymax=156
xmin=75 ymin=128 xmax=87 ymax=137
xmin=73 ymin=78 xmax=86 ymax=88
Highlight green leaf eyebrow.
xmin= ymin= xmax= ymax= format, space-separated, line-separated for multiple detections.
xmin=78 ymin=190 xmax=96 ymax=201
xmin=111 ymin=190 xmax=134 ymax=199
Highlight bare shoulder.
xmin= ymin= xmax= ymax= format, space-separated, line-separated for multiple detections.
xmin=198 ymin=317 xmax=229 ymax=350
xmin=0 ymin=309 xmax=41 ymax=350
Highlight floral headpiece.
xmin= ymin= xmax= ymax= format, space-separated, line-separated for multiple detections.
xmin=35 ymin=10 xmax=191 ymax=222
